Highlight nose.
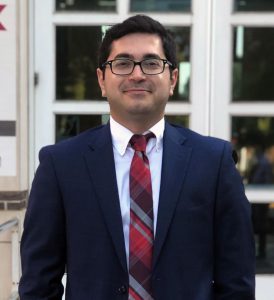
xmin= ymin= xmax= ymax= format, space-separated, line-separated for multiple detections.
xmin=128 ymin=64 xmax=146 ymax=81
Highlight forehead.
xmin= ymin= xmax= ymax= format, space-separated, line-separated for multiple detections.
xmin=108 ymin=33 xmax=165 ymax=60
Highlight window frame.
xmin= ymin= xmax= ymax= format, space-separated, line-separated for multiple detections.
xmin=31 ymin=0 xmax=212 ymax=173
xmin=31 ymin=0 xmax=274 ymax=202
xmin=211 ymin=0 xmax=274 ymax=203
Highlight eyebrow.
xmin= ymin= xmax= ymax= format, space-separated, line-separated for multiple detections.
xmin=113 ymin=53 xmax=162 ymax=60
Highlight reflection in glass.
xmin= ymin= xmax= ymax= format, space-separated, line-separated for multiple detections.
xmin=233 ymin=27 xmax=274 ymax=101
xmin=56 ymin=114 xmax=189 ymax=142
xmin=232 ymin=117 xmax=274 ymax=184
xmin=234 ymin=0 xmax=274 ymax=11
xmin=56 ymin=0 xmax=116 ymax=11
xmin=165 ymin=115 xmax=189 ymax=127
xmin=56 ymin=26 xmax=104 ymax=100
xmin=55 ymin=114 xmax=109 ymax=142
xmin=168 ymin=27 xmax=191 ymax=102
xmin=131 ymin=0 xmax=191 ymax=12
xmin=232 ymin=117 xmax=274 ymax=273
xmin=252 ymin=203 xmax=274 ymax=274
xmin=56 ymin=26 xmax=190 ymax=101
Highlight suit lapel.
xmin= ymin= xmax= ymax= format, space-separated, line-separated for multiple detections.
xmin=153 ymin=123 xmax=192 ymax=269
xmin=83 ymin=124 xmax=128 ymax=273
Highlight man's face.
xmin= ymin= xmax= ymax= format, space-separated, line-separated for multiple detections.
xmin=97 ymin=33 xmax=178 ymax=129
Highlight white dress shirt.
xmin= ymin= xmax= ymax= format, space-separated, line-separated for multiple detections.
xmin=110 ymin=116 xmax=164 ymax=263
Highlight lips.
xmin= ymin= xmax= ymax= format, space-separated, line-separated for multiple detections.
xmin=124 ymin=89 xmax=149 ymax=93
xmin=121 ymin=85 xmax=152 ymax=93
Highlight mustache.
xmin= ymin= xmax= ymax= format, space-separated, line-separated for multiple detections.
xmin=120 ymin=83 xmax=153 ymax=92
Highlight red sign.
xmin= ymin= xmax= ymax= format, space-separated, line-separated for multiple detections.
xmin=0 ymin=4 xmax=6 ymax=31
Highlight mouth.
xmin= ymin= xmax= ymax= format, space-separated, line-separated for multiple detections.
xmin=123 ymin=90 xmax=150 ymax=98
xmin=125 ymin=89 xmax=147 ymax=92
xmin=121 ymin=83 xmax=152 ymax=94
xmin=123 ymin=88 xmax=151 ymax=93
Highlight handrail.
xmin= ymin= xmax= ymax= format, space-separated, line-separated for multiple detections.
xmin=0 ymin=218 xmax=18 ymax=234
xmin=9 ymin=291 xmax=19 ymax=300
xmin=0 ymin=218 xmax=20 ymax=300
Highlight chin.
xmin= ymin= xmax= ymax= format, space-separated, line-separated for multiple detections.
xmin=128 ymin=104 xmax=153 ymax=114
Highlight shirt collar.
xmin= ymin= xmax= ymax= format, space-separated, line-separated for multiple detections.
xmin=110 ymin=116 xmax=164 ymax=156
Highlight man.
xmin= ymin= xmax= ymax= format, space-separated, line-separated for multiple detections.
xmin=248 ymin=144 xmax=274 ymax=259
xmin=19 ymin=15 xmax=255 ymax=299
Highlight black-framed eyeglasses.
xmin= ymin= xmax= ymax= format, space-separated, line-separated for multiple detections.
xmin=101 ymin=58 xmax=173 ymax=75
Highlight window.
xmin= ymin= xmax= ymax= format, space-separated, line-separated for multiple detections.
xmin=56 ymin=0 xmax=116 ymax=11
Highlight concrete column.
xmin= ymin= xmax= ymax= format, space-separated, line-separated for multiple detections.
xmin=0 ymin=0 xmax=29 ymax=297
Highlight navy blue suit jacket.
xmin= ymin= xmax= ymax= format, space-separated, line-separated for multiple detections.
xmin=19 ymin=122 xmax=255 ymax=299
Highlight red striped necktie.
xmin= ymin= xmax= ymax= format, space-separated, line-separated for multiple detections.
xmin=129 ymin=133 xmax=155 ymax=300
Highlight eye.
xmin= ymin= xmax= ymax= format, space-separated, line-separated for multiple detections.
xmin=143 ymin=59 xmax=161 ymax=69
xmin=113 ymin=60 xmax=132 ymax=69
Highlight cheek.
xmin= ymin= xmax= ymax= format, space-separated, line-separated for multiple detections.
xmin=104 ymin=76 xmax=123 ymax=93
xmin=157 ymin=81 xmax=173 ymax=97
xmin=103 ymin=81 xmax=123 ymax=100
xmin=157 ymin=75 xmax=174 ymax=95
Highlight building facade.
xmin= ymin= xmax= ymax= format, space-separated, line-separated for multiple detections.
xmin=1 ymin=0 xmax=274 ymax=298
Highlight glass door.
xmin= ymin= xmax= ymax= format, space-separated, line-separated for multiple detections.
xmin=32 ymin=0 xmax=274 ymax=297
xmin=211 ymin=0 xmax=274 ymax=296
xmin=32 ymin=0 xmax=211 ymax=164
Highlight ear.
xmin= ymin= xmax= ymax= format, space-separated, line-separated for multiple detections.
xmin=97 ymin=68 xmax=106 ymax=97
xmin=169 ymin=68 xmax=178 ymax=96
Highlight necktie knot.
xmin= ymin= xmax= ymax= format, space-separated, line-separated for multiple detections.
xmin=130 ymin=133 xmax=155 ymax=152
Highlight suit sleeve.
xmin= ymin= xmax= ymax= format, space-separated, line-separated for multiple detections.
xmin=214 ymin=142 xmax=256 ymax=299
xmin=19 ymin=146 xmax=66 ymax=299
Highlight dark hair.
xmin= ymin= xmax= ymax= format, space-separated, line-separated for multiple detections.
xmin=98 ymin=15 xmax=177 ymax=71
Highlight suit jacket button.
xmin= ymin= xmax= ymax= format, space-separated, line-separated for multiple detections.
xmin=118 ymin=285 xmax=127 ymax=294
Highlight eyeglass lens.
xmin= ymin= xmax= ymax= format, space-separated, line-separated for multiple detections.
xmin=111 ymin=59 xmax=165 ymax=75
